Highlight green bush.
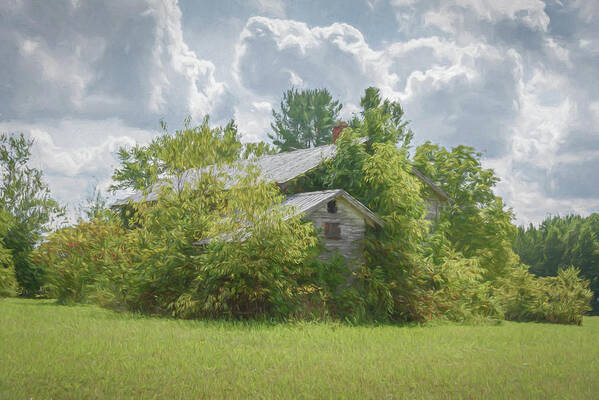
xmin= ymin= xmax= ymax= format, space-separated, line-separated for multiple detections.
xmin=32 ymin=105 xmax=592 ymax=326
xmin=39 ymin=167 xmax=320 ymax=320
xmin=0 ymin=266 xmax=18 ymax=297
xmin=431 ymin=256 xmax=503 ymax=323
xmin=538 ymin=267 xmax=593 ymax=325
xmin=497 ymin=266 xmax=592 ymax=325
xmin=166 ymin=170 xmax=319 ymax=319
xmin=35 ymin=219 xmax=130 ymax=305
xmin=0 ymin=210 xmax=17 ymax=297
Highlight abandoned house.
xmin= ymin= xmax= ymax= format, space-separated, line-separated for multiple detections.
xmin=114 ymin=125 xmax=449 ymax=265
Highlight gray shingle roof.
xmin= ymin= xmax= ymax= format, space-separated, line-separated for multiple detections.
xmin=283 ymin=189 xmax=385 ymax=228
xmin=194 ymin=189 xmax=384 ymax=245
xmin=113 ymin=141 xmax=449 ymax=205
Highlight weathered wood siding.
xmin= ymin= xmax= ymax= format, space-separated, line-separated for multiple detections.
xmin=424 ymin=188 xmax=447 ymax=221
xmin=305 ymin=198 xmax=366 ymax=268
xmin=425 ymin=196 xmax=442 ymax=220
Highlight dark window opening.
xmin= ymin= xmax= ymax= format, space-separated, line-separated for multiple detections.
xmin=324 ymin=222 xmax=341 ymax=239
xmin=327 ymin=200 xmax=337 ymax=214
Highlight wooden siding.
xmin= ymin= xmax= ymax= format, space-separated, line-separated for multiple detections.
xmin=305 ymin=198 xmax=366 ymax=268
xmin=425 ymin=196 xmax=442 ymax=220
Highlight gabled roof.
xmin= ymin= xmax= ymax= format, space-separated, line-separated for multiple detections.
xmin=113 ymin=141 xmax=449 ymax=205
xmin=283 ymin=189 xmax=385 ymax=228
xmin=410 ymin=167 xmax=450 ymax=201
xmin=194 ymin=189 xmax=384 ymax=245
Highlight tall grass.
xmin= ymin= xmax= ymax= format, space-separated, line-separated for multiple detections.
xmin=1 ymin=298 xmax=598 ymax=399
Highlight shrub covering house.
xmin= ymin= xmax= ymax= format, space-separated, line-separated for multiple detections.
xmin=114 ymin=129 xmax=449 ymax=265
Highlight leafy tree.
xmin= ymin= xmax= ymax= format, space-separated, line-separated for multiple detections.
xmin=413 ymin=142 xmax=519 ymax=279
xmin=0 ymin=133 xmax=63 ymax=295
xmin=353 ymin=87 xmax=413 ymax=149
xmin=111 ymin=117 xmax=243 ymax=192
xmin=35 ymin=94 xmax=592 ymax=325
xmin=43 ymin=117 xmax=319 ymax=319
xmin=269 ymin=88 xmax=342 ymax=151
xmin=241 ymin=141 xmax=276 ymax=159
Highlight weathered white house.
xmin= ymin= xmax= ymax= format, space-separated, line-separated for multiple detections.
xmin=114 ymin=131 xmax=449 ymax=264
xmin=283 ymin=189 xmax=384 ymax=265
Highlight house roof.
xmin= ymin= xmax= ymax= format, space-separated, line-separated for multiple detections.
xmin=113 ymin=141 xmax=449 ymax=205
xmin=194 ymin=189 xmax=384 ymax=245
xmin=410 ymin=167 xmax=450 ymax=201
xmin=283 ymin=189 xmax=385 ymax=228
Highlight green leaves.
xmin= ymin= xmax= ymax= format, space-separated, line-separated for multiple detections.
xmin=358 ymin=87 xmax=413 ymax=149
xmin=413 ymin=141 xmax=517 ymax=279
xmin=269 ymin=88 xmax=343 ymax=151
xmin=111 ymin=116 xmax=243 ymax=192
xmin=0 ymin=133 xmax=63 ymax=295
xmin=514 ymin=214 xmax=599 ymax=313
xmin=497 ymin=266 xmax=592 ymax=324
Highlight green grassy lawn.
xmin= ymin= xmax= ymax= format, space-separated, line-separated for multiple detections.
xmin=1 ymin=299 xmax=598 ymax=399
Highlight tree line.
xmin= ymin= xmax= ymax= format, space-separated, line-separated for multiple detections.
xmin=0 ymin=87 xmax=594 ymax=324
xmin=514 ymin=214 xmax=599 ymax=313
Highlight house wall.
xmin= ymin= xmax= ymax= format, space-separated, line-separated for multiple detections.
xmin=424 ymin=190 xmax=447 ymax=220
xmin=425 ymin=196 xmax=442 ymax=220
xmin=305 ymin=198 xmax=367 ymax=268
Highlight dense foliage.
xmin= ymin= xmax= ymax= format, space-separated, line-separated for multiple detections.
xmin=111 ymin=117 xmax=242 ymax=192
xmin=32 ymin=88 xmax=592 ymax=325
xmin=497 ymin=266 xmax=592 ymax=324
xmin=0 ymin=209 xmax=18 ymax=297
xmin=269 ymin=88 xmax=342 ymax=151
xmin=39 ymin=119 xmax=322 ymax=319
xmin=0 ymin=133 xmax=63 ymax=295
xmin=38 ymin=169 xmax=320 ymax=319
xmin=413 ymin=143 xmax=519 ymax=279
xmin=514 ymin=214 xmax=599 ymax=313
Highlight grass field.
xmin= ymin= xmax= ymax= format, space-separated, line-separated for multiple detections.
xmin=1 ymin=299 xmax=598 ymax=399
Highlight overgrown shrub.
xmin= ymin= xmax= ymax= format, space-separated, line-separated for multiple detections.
xmin=430 ymin=256 xmax=503 ymax=322
xmin=0 ymin=210 xmax=17 ymax=297
xmin=497 ymin=266 xmax=592 ymax=325
xmin=167 ymin=169 xmax=319 ymax=319
xmin=514 ymin=214 xmax=599 ymax=314
xmin=32 ymin=103 xmax=593 ymax=326
xmin=36 ymin=218 xmax=130 ymax=305
xmin=0 ymin=266 xmax=18 ymax=297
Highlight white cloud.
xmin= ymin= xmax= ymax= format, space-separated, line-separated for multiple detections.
xmin=455 ymin=0 xmax=549 ymax=30
xmin=234 ymin=16 xmax=396 ymax=104
xmin=589 ymin=102 xmax=599 ymax=124
xmin=0 ymin=118 xmax=157 ymax=212
xmin=511 ymin=69 xmax=574 ymax=169
xmin=2 ymin=1 xmax=599 ymax=225
xmin=254 ymin=0 xmax=286 ymax=17
xmin=544 ymin=38 xmax=572 ymax=67
xmin=28 ymin=129 xmax=135 ymax=178
xmin=147 ymin=0 xmax=230 ymax=121
xmin=1 ymin=0 xmax=231 ymax=125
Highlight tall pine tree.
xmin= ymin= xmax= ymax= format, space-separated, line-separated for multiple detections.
xmin=269 ymin=88 xmax=342 ymax=151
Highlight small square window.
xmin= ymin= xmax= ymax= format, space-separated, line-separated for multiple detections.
xmin=324 ymin=222 xmax=341 ymax=239
xmin=327 ymin=200 xmax=337 ymax=214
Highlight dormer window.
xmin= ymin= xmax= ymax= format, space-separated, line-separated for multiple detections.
xmin=327 ymin=200 xmax=337 ymax=214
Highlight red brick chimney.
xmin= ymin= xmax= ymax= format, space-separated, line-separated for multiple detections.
xmin=332 ymin=120 xmax=348 ymax=143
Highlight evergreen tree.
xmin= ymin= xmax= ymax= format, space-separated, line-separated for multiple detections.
xmin=514 ymin=214 xmax=599 ymax=313
xmin=269 ymin=88 xmax=342 ymax=151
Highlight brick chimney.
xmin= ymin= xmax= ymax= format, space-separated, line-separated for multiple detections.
xmin=332 ymin=120 xmax=348 ymax=143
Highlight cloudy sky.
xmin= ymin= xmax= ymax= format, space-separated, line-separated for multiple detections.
xmin=1 ymin=0 xmax=598 ymax=224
